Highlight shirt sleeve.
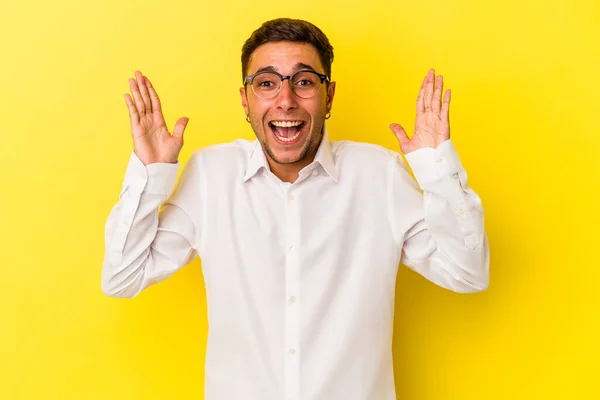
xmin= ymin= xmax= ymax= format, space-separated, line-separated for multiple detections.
xmin=388 ymin=139 xmax=490 ymax=293
xmin=101 ymin=150 xmax=202 ymax=298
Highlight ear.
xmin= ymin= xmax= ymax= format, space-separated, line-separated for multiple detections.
xmin=326 ymin=81 xmax=336 ymax=112
xmin=240 ymin=87 xmax=249 ymax=117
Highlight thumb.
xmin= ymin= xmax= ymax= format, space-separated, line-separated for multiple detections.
xmin=173 ymin=117 xmax=189 ymax=139
xmin=389 ymin=123 xmax=410 ymax=153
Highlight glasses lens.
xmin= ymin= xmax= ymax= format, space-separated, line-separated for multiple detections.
xmin=292 ymin=71 xmax=321 ymax=98
xmin=252 ymin=73 xmax=281 ymax=99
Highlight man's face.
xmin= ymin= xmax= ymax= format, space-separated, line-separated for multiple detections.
xmin=240 ymin=41 xmax=336 ymax=166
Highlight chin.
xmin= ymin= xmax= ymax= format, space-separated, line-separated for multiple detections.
xmin=267 ymin=143 xmax=309 ymax=165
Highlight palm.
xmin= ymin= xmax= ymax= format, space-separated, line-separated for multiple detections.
xmin=132 ymin=110 xmax=180 ymax=163
xmin=133 ymin=111 xmax=167 ymax=141
xmin=125 ymin=71 xmax=189 ymax=165
xmin=390 ymin=69 xmax=451 ymax=154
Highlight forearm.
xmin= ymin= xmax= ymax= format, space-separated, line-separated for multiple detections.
xmin=395 ymin=139 xmax=490 ymax=292
xmin=101 ymin=152 xmax=197 ymax=298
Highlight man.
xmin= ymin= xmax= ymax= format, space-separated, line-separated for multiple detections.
xmin=102 ymin=18 xmax=489 ymax=400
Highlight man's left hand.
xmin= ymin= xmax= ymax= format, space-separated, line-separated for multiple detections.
xmin=390 ymin=69 xmax=451 ymax=154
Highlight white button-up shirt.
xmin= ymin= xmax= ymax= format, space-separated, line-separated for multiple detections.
xmin=102 ymin=128 xmax=489 ymax=400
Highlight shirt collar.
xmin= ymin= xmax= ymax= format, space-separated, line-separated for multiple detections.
xmin=243 ymin=123 xmax=338 ymax=183
xmin=313 ymin=124 xmax=338 ymax=181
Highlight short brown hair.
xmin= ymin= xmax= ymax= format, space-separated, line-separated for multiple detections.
xmin=241 ymin=18 xmax=334 ymax=82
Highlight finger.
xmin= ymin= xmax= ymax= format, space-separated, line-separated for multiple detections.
xmin=124 ymin=93 xmax=139 ymax=124
xmin=416 ymin=77 xmax=426 ymax=114
xmin=424 ymin=69 xmax=434 ymax=112
xmin=144 ymin=75 xmax=163 ymax=114
xmin=172 ymin=117 xmax=189 ymax=139
xmin=389 ymin=123 xmax=410 ymax=153
xmin=440 ymin=89 xmax=451 ymax=123
xmin=129 ymin=77 xmax=145 ymax=115
xmin=135 ymin=71 xmax=152 ymax=114
xmin=432 ymin=75 xmax=443 ymax=116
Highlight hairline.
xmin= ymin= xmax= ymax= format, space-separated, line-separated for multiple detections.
xmin=244 ymin=41 xmax=327 ymax=81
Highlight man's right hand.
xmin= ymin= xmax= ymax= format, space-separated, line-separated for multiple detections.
xmin=125 ymin=71 xmax=189 ymax=166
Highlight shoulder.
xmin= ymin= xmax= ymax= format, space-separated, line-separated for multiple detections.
xmin=332 ymin=139 xmax=404 ymax=171
xmin=186 ymin=138 xmax=256 ymax=169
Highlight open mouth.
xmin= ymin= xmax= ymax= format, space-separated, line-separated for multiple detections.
xmin=269 ymin=120 xmax=305 ymax=144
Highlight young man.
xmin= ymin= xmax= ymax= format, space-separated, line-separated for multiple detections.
xmin=103 ymin=18 xmax=489 ymax=400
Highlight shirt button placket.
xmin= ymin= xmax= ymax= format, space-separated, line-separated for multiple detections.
xmin=284 ymin=186 xmax=300 ymax=400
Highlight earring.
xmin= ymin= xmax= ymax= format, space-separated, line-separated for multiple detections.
xmin=246 ymin=115 xmax=250 ymax=123
xmin=325 ymin=111 xmax=331 ymax=120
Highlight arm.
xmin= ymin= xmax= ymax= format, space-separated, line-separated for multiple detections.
xmin=389 ymin=141 xmax=489 ymax=292
xmin=389 ymin=69 xmax=489 ymax=293
xmin=101 ymin=71 xmax=199 ymax=298
xmin=102 ymin=151 xmax=201 ymax=298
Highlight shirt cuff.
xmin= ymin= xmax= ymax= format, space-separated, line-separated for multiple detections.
xmin=404 ymin=139 xmax=465 ymax=188
xmin=123 ymin=151 xmax=180 ymax=195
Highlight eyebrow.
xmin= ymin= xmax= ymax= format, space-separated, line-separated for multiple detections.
xmin=252 ymin=63 xmax=319 ymax=75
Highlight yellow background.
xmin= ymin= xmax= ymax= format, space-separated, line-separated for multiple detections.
xmin=1 ymin=0 xmax=598 ymax=398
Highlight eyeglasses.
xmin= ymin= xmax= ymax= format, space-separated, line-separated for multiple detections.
xmin=244 ymin=70 xmax=329 ymax=99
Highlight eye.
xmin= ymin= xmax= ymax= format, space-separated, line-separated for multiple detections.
xmin=259 ymin=80 xmax=275 ymax=87
xmin=253 ymin=73 xmax=280 ymax=90
xmin=296 ymin=79 xmax=313 ymax=86
xmin=293 ymin=72 xmax=318 ymax=87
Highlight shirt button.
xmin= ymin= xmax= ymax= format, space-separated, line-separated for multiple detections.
xmin=288 ymin=244 xmax=295 ymax=251
xmin=288 ymin=349 xmax=296 ymax=355
xmin=289 ymin=296 xmax=296 ymax=303
xmin=312 ymin=170 xmax=318 ymax=176
xmin=436 ymin=158 xmax=443 ymax=163
xmin=458 ymin=208 xmax=465 ymax=214
xmin=288 ymin=193 xmax=295 ymax=200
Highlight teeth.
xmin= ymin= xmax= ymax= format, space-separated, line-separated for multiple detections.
xmin=275 ymin=130 xmax=301 ymax=142
xmin=271 ymin=120 xmax=303 ymax=143
xmin=272 ymin=120 xmax=302 ymax=127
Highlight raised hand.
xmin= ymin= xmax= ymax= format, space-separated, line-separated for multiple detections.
xmin=390 ymin=69 xmax=451 ymax=154
xmin=124 ymin=71 xmax=189 ymax=165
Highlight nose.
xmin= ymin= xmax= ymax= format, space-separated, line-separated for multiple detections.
xmin=275 ymin=78 xmax=298 ymax=111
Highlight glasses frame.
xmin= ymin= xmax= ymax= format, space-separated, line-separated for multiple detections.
xmin=244 ymin=69 xmax=329 ymax=99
